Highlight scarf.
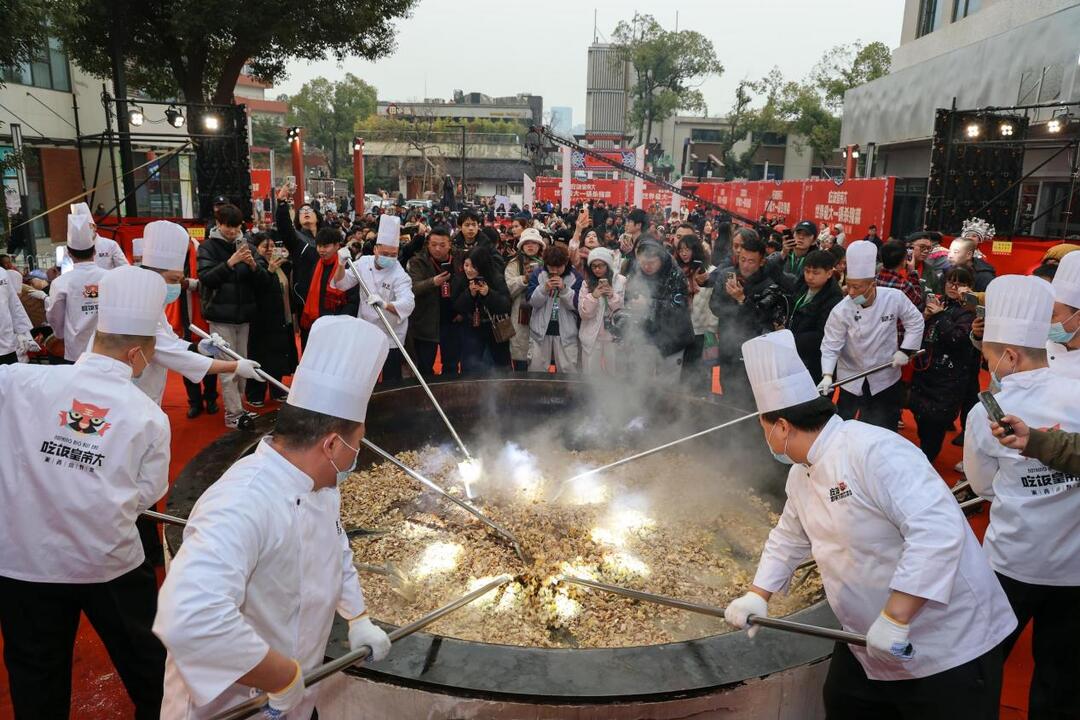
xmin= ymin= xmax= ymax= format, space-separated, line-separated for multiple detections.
xmin=300 ymin=255 xmax=346 ymax=329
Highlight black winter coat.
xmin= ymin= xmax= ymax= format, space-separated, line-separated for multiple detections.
xmin=709 ymin=259 xmax=790 ymax=363
xmin=909 ymin=300 xmax=979 ymax=419
xmin=196 ymin=230 xmax=271 ymax=323
xmin=274 ymin=201 xmax=319 ymax=308
xmin=624 ymin=249 xmax=695 ymax=357
xmin=247 ymin=258 xmax=298 ymax=378
xmin=787 ymin=279 xmax=844 ymax=383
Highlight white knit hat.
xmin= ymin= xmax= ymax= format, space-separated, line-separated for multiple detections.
xmin=846 ymin=240 xmax=877 ymax=280
xmin=984 ymin=275 xmax=1055 ymax=349
xmin=67 ymin=214 xmax=96 ymax=251
xmin=141 ymin=221 xmax=190 ymax=271
xmin=376 ymin=214 xmax=400 ymax=248
xmin=70 ymin=202 xmax=92 ymax=217
xmin=742 ymin=330 xmax=820 ymax=414
xmin=96 ymin=266 xmax=167 ymax=336
xmin=1052 ymin=250 xmax=1080 ymax=309
xmin=517 ymin=227 xmax=546 ymax=251
xmin=587 ymin=246 xmax=617 ymax=274
xmin=286 ymin=316 xmax=389 ymax=422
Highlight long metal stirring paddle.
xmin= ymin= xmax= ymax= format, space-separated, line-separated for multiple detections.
xmin=210 ymin=574 xmax=514 ymax=720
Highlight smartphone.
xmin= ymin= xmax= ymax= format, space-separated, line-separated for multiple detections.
xmin=976 ymin=305 xmax=985 ymax=319
xmin=599 ymin=278 xmax=610 ymax=286
xmin=439 ymin=262 xmax=451 ymax=272
xmin=978 ymin=390 xmax=1013 ymax=436
xmin=691 ymin=260 xmax=704 ymax=270
xmin=963 ymin=291 xmax=980 ymax=307
xmin=726 ymin=271 xmax=737 ymax=283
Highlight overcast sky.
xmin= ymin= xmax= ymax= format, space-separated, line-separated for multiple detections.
xmin=275 ymin=0 xmax=906 ymax=123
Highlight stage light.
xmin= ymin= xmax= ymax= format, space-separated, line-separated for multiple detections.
xmin=352 ymin=136 xmax=363 ymax=152
xmin=965 ymin=122 xmax=981 ymax=139
xmin=128 ymin=105 xmax=145 ymax=127
xmin=1048 ymin=119 xmax=1063 ymax=133
xmin=165 ymin=106 xmax=185 ymax=128
xmin=203 ymin=114 xmax=221 ymax=131
xmin=851 ymin=150 xmax=860 ymax=159
xmin=287 ymin=126 xmax=301 ymax=143
xmin=999 ymin=122 xmax=1014 ymax=137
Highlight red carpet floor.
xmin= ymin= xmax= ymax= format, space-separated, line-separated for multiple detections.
xmin=0 ymin=372 xmax=1032 ymax=719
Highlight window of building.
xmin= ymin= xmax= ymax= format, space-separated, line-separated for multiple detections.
xmin=1 ymin=146 xmax=50 ymax=247
xmin=751 ymin=164 xmax=784 ymax=181
xmin=690 ymin=128 xmax=724 ymax=143
xmin=916 ymin=0 xmax=952 ymax=37
xmin=133 ymin=151 xmax=189 ymax=218
xmin=751 ymin=132 xmax=788 ymax=146
xmin=1 ymin=37 xmax=70 ymax=92
xmin=953 ymin=0 xmax=980 ymax=21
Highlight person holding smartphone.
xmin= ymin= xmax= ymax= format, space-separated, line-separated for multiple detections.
xmin=525 ymin=244 xmax=582 ymax=373
xmin=451 ymin=247 xmax=512 ymax=374
xmin=505 ymin=228 xmax=546 ymax=371
xmin=908 ymin=267 xmax=979 ymax=462
xmin=406 ymin=226 xmax=463 ymax=377
xmin=675 ymin=234 xmax=716 ymax=391
xmin=963 ymin=275 xmax=1080 ymax=719
xmin=578 ymin=247 xmax=626 ymax=374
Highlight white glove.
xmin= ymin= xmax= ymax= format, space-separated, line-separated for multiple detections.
xmin=348 ymin=615 xmax=391 ymax=662
xmin=197 ymin=337 xmax=227 ymax=358
xmin=724 ymin=591 xmax=769 ymax=639
xmin=366 ymin=295 xmax=387 ymax=310
xmin=865 ymin=611 xmax=915 ymax=663
xmin=816 ymin=374 xmax=834 ymax=396
xmin=338 ymin=246 xmax=352 ymax=265
xmin=16 ymin=334 xmax=40 ymax=354
xmin=263 ymin=658 xmax=305 ymax=718
xmin=234 ymin=358 xmax=261 ymax=380
xmin=891 ymin=350 xmax=910 ymax=367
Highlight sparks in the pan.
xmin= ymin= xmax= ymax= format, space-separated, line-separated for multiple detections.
xmin=413 ymin=541 xmax=463 ymax=578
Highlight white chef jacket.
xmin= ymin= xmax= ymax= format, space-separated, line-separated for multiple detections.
xmin=45 ymin=261 xmax=108 ymax=362
xmin=964 ymin=367 xmax=1080 ymax=585
xmin=155 ymin=439 xmax=367 ymax=720
xmin=754 ymin=416 xmax=1016 ymax=680
xmin=0 ymin=352 xmax=170 ymax=583
xmin=1046 ymin=340 xmax=1080 ymax=379
xmin=0 ymin=268 xmax=32 ymax=356
xmin=820 ymin=287 xmax=924 ymax=396
xmin=60 ymin=235 xmax=129 ymax=273
xmin=331 ymin=255 xmax=414 ymax=343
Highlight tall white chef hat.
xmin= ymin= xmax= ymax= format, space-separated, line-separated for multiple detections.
xmin=1052 ymin=250 xmax=1080 ymax=309
xmin=67 ymin=214 xmax=96 ymax=251
xmin=286 ymin=316 xmax=389 ymax=423
xmin=376 ymin=214 xmax=401 ymax=248
xmin=742 ymin=330 xmax=820 ymax=414
xmin=97 ymin=266 xmax=167 ymax=336
xmin=141 ymin=220 xmax=190 ymax=271
xmin=845 ymin=240 xmax=878 ymax=280
xmin=983 ymin=275 xmax=1055 ymax=349
xmin=70 ymin=202 xmax=92 ymax=217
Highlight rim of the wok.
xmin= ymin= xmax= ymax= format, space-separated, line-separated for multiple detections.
xmin=166 ymin=374 xmax=837 ymax=703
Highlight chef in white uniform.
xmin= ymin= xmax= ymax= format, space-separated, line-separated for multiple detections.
xmin=963 ymin=274 xmax=1080 ymax=719
xmin=725 ymin=330 xmax=1015 ymax=719
xmin=1045 ymin=250 xmax=1080 ymax=379
xmin=331 ymin=214 xmax=415 ymax=383
xmin=154 ymin=315 xmax=394 ymax=719
xmin=122 ymin=220 xmax=260 ymax=406
xmin=45 ymin=214 xmax=108 ymax=363
xmin=0 ymin=255 xmax=34 ymax=364
xmin=819 ymin=239 xmax=924 ymax=430
xmin=63 ymin=201 xmax=129 ymax=270
xmin=0 ymin=265 xmax=171 ymax=719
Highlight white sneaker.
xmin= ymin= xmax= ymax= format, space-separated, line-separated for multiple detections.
xmin=954 ymin=461 xmax=965 ymax=474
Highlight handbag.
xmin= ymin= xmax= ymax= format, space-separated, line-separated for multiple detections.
xmin=485 ymin=307 xmax=517 ymax=343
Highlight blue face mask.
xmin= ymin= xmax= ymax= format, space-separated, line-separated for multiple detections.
xmin=375 ymin=255 xmax=397 ymax=270
xmin=988 ymin=352 xmax=1013 ymax=394
xmin=164 ymin=284 xmax=182 ymax=305
xmin=1048 ymin=310 xmax=1079 ymax=344
xmin=852 ymin=293 xmax=868 ymax=307
xmin=767 ymin=422 xmax=794 ymax=465
xmin=330 ymin=434 xmax=360 ymax=485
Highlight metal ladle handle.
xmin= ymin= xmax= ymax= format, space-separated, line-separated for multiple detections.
xmin=343 ymin=257 xmax=473 ymax=461
xmin=827 ymin=350 xmax=927 ymax=391
xmin=210 ymin=574 xmax=513 ymax=720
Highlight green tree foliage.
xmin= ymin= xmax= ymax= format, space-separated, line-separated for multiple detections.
xmin=730 ymin=42 xmax=891 ymax=171
xmin=250 ymin=116 xmax=290 ymax=154
xmin=611 ymin=13 xmax=723 ymax=146
xmin=0 ymin=0 xmax=50 ymax=74
xmin=287 ymin=74 xmax=377 ymax=178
